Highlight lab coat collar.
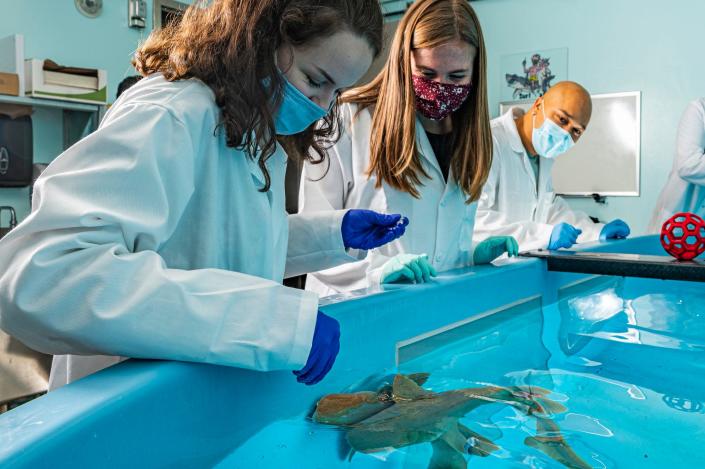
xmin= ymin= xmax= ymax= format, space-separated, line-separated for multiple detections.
xmin=415 ymin=118 xmax=444 ymax=179
xmin=499 ymin=107 xmax=541 ymax=193
xmin=243 ymin=132 xmax=287 ymax=188
xmin=500 ymin=107 xmax=530 ymax=156
xmin=416 ymin=118 xmax=460 ymax=200
xmin=414 ymin=118 xmax=461 ymax=198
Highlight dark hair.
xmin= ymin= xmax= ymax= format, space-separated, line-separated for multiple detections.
xmin=116 ymin=75 xmax=143 ymax=99
xmin=134 ymin=0 xmax=383 ymax=191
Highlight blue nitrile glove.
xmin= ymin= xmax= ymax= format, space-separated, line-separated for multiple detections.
xmin=600 ymin=219 xmax=631 ymax=241
xmin=341 ymin=209 xmax=409 ymax=250
xmin=473 ymin=236 xmax=519 ymax=265
xmin=294 ymin=311 xmax=340 ymax=386
xmin=381 ymin=253 xmax=437 ymax=284
xmin=548 ymin=223 xmax=582 ymax=250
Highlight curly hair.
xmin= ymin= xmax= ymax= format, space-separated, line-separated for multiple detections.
xmin=134 ymin=0 xmax=383 ymax=191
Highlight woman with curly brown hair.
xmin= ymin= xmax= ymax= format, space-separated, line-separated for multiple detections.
xmin=0 ymin=0 xmax=397 ymax=388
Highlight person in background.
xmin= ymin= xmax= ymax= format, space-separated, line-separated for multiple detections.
xmin=474 ymin=81 xmax=631 ymax=252
xmin=649 ymin=98 xmax=705 ymax=232
xmin=116 ymin=75 xmax=142 ymax=99
xmin=0 ymin=0 xmax=401 ymax=389
xmin=299 ymin=0 xmax=517 ymax=297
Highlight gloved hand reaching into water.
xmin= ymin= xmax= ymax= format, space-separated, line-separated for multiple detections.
xmin=473 ymin=236 xmax=519 ymax=265
xmin=600 ymin=219 xmax=630 ymax=241
xmin=381 ymin=253 xmax=437 ymax=284
xmin=548 ymin=223 xmax=582 ymax=250
xmin=341 ymin=210 xmax=409 ymax=250
xmin=294 ymin=311 xmax=340 ymax=386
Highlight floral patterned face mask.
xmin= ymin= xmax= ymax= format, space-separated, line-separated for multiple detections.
xmin=411 ymin=75 xmax=472 ymax=121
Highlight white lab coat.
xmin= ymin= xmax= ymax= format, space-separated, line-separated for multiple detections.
xmin=300 ymin=102 xmax=477 ymax=297
xmin=474 ymin=108 xmax=603 ymax=252
xmin=0 ymin=74 xmax=354 ymax=389
xmin=648 ymin=98 xmax=705 ymax=233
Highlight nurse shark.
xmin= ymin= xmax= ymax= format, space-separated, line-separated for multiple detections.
xmin=313 ymin=373 xmax=591 ymax=469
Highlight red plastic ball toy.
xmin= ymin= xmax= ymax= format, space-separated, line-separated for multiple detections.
xmin=660 ymin=212 xmax=705 ymax=260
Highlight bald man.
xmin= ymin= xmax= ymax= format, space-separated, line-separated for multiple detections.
xmin=474 ymin=81 xmax=630 ymax=252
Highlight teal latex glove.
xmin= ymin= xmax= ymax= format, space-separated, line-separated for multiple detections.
xmin=381 ymin=253 xmax=437 ymax=284
xmin=473 ymin=236 xmax=519 ymax=265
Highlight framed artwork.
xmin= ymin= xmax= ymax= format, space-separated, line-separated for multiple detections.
xmin=500 ymin=48 xmax=568 ymax=102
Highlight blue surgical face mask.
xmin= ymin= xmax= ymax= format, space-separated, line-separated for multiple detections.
xmin=273 ymin=74 xmax=328 ymax=136
xmin=531 ymin=105 xmax=574 ymax=159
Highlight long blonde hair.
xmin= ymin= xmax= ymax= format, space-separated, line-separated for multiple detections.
xmin=344 ymin=0 xmax=492 ymax=201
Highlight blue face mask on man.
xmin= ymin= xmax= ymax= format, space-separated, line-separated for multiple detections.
xmin=273 ymin=75 xmax=328 ymax=136
xmin=531 ymin=105 xmax=574 ymax=159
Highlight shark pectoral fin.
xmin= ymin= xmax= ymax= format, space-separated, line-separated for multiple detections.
xmin=457 ymin=423 xmax=499 ymax=457
xmin=517 ymin=385 xmax=553 ymax=396
xmin=536 ymin=416 xmax=562 ymax=436
xmin=457 ymin=423 xmax=473 ymax=440
xmin=440 ymin=425 xmax=469 ymax=454
xmin=336 ymin=429 xmax=354 ymax=461
xmin=346 ymin=446 xmax=356 ymax=463
xmin=392 ymin=374 xmax=429 ymax=400
xmin=537 ymin=397 xmax=568 ymax=415
xmin=430 ymin=438 xmax=468 ymax=469
xmin=524 ymin=435 xmax=543 ymax=450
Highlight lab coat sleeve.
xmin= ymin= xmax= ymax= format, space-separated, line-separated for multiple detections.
xmin=285 ymin=209 xmax=357 ymax=278
xmin=676 ymin=100 xmax=705 ymax=185
xmin=0 ymin=103 xmax=317 ymax=371
xmin=299 ymin=114 xmax=391 ymax=291
xmin=545 ymin=196 xmax=604 ymax=243
xmin=473 ymin=149 xmax=555 ymax=251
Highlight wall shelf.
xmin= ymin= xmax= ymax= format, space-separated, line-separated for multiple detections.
xmin=0 ymin=94 xmax=103 ymax=113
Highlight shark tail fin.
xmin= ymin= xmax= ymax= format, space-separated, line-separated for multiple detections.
xmin=536 ymin=397 xmax=568 ymax=416
xmin=457 ymin=423 xmax=499 ymax=457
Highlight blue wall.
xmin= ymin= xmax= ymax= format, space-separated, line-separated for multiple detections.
xmin=0 ymin=0 xmax=171 ymax=221
xmin=473 ymin=0 xmax=705 ymax=235
xmin=2 ymin=0 xmax=703 ymax=234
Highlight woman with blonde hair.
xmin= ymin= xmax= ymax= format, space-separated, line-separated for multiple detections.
xmin=300 ymin=0 xmax=518 ymax=295
xmin=0 ymin=0 xmax=404 ymax=388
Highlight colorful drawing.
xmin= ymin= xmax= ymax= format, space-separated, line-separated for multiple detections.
xmin=500 ymin=48 xmax=568 ymax=102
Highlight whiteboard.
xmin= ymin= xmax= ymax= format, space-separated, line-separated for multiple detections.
xmin=499 ymin=92 xmax=641 ymax=196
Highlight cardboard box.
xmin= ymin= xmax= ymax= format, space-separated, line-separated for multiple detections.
xmin=24 ymin=59 xmax=107 ymax=104
xmin=0 ymin=72 xmax=19 ymax=96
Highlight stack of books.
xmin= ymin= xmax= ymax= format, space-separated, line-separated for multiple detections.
xmin=25 ymin=58 xmax=107 ymax=105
